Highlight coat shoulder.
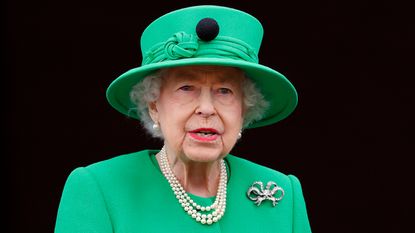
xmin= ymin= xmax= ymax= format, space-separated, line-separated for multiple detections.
xmin=226 ymin=154 xmax=295 ymax=188
xmin=87 ymin=150 xmax=153 ymax=169
xmin=80 ymin=149 xmax=158 ymax=184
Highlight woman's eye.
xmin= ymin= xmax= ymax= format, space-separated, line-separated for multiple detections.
xmin=178 ymin=85 xmax=194 ymax=91
xmin=217 ymin=88 xmax=232 ymax=95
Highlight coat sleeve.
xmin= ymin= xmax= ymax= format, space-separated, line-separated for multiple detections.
xmin=54 ymin=167 xmax=113 ymax=233
xmin=288 ymin=175 xmax=312 ymax=233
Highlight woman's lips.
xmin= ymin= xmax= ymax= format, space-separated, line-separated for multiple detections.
xmin=188 ymin=128 xmax=220 ymax=142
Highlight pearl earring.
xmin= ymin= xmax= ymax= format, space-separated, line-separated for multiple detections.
xmin=238 ymin=130 xmax=242 ymax=139
xmin=152 ymin=122 xmax=159 ymax=130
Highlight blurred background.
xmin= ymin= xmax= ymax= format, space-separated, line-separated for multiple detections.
xmin=3 ymin=0 xmax=414 ymax=232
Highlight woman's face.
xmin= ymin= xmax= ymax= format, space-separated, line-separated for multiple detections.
xmin=149 ymin=65 xmax=244 ymax=163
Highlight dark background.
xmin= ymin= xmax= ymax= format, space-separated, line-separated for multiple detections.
xmin=3 ymin=0 xmax=414 ymax=232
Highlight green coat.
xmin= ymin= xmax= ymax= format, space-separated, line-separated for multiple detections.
xmin=55 ymin=150 xmax=312 ymax=232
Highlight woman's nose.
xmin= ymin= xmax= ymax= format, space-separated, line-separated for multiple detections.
xmin=195 ymin=90 xmax=216 ymax=117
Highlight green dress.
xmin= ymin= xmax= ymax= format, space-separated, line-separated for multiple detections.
xmin=55 ymin=150 xmax=312 ymax=232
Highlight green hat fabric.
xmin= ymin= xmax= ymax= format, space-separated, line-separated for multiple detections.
xmin=106 ymin=5 xmax=298 ymax=128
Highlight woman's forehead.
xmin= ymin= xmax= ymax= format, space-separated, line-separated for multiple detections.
xmin=162 ymin=65 xmax=245 ymax=83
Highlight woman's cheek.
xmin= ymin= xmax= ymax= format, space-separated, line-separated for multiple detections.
xmin=172 ymin=90 xmax=199 ymax=105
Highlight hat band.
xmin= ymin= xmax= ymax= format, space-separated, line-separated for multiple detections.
xmin=142 ymin=31 xmax=259 ymax=65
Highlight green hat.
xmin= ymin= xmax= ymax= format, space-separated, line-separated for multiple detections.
xmin=106 ymin=5 xmax=298 ymax=128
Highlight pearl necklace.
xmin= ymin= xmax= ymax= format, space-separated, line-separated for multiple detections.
xmin=158 ymin=146 xmax=227 ymax=225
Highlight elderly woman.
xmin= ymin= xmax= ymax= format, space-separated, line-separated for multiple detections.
xmin=55 ymin=5 xmax=311 ymax=233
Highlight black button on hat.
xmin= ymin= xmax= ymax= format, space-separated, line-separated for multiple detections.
xmin=196 ymin=18 xmax=219 ymax=41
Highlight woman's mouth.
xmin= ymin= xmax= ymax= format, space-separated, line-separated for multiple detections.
xmin=188 ymin=128 xmax=220 ymax=142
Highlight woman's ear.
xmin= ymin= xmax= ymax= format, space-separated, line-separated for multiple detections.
xmin=148 ymin=101 xmax=159 ymax=123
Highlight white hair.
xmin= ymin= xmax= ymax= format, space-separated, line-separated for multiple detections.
xmin=129 ymin=69 xmax=269 ymax=139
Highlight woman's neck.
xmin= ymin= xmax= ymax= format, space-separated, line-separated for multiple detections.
xmin=156 ymin=152 xmax=221 ymax=197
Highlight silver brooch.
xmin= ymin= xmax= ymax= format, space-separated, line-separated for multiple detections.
xmin=246 ymin=181 xmax=284 ymax=207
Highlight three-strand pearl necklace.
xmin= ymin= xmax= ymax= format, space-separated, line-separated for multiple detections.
xmin=158 ymin=147 xmax=227 ymax=225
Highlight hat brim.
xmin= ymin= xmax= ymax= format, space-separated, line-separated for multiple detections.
xmin=106 ymin=58 xmax=297 ymax=128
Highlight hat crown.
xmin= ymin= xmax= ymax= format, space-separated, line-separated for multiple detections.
xmin=140 ymin=5 xmax=264 ymax=65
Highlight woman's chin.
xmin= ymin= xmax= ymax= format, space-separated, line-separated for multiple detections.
xmin=182 ymin=146 xmax=224 ymax=163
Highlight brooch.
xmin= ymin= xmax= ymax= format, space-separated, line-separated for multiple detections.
xmin=246 ymin=181 xmax=284 ymax=207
